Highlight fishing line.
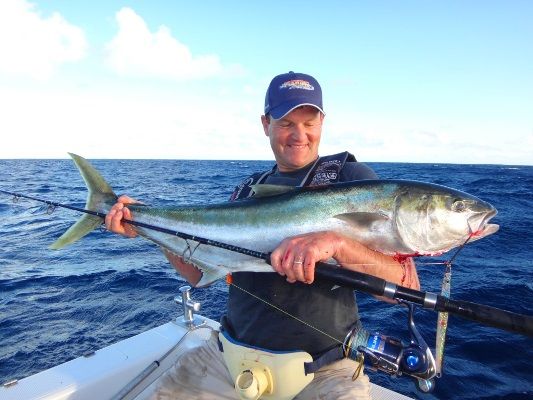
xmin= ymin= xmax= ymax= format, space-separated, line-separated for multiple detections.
xmin=0 ymin=189 xmax=106 ymax=219
xmin=226 ymin=278 xmax=345 ymax=347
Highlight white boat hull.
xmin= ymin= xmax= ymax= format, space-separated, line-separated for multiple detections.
xmin=1 ymin=315 xmax=412 ymax=400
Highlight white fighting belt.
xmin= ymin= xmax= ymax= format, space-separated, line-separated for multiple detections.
xmin=219 ymin=331 xmax=314 ymax=400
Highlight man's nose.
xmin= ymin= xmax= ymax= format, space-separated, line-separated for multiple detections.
xmin=291 ymin=123 xmax=307 ymax=139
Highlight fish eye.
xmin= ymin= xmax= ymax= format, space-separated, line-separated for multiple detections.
xmin=452 ymin=200 xmax=466 ymax=212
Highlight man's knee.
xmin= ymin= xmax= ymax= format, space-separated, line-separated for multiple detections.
xmin=296 ymin=359 xmax=372 ymax=400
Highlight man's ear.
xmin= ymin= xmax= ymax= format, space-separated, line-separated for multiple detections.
xmin=261 ymin=114 xmax=270 ymax=137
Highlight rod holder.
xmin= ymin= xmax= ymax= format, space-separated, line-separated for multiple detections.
xmin=174 ymin=285 xmax=202 ymax=327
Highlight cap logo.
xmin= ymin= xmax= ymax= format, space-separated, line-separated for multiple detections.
xmin=279 ymin=79 xmax=314 ymax=91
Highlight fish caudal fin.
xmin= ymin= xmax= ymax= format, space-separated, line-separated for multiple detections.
xmin=49 ymin=214 xmax=104 ymax=249
xmin=49 ymin=153 xmax=118 ymax=249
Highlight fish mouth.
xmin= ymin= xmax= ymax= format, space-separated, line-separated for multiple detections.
xmin=474 ymin=223 xmax=499 ymax=239
xmin=468 ymin=208 xmax=499 ymax=239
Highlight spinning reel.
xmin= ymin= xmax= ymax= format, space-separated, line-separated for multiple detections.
xmin=343 ymin=301 xmax=437 ymax=392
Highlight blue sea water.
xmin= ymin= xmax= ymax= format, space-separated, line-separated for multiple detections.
xmin=0 ymin=159 xmax=532 ymax=399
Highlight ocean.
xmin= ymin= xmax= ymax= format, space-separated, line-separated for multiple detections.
xmin=0 ymin=159 xmax=531 ymax=399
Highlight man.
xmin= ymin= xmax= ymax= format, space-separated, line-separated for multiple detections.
xmin=106 ymin=72 xmax=419 ymax=399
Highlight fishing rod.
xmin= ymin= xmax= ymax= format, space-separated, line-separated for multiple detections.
xmin=1 ymin=188 xmax=532 ymax=337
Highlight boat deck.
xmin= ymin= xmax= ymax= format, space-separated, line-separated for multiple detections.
xmin=1 ymin=316 xmax=412 ymax=400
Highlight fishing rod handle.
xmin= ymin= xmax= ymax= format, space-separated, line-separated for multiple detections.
xmin=314 ymin=262 xmax=427 ymax=304
xmin=314 ymin=262 xmax=387 ymax=295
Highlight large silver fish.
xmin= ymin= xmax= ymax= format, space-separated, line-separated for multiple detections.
xmin=51 ymin=154 xmax=499 ymax=287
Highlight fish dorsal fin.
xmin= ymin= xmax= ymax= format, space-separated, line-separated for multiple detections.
xmin=251 ymin=184 xmax=295 ymax=198
xmin=334 ymin=212 xmax=390 ymax=229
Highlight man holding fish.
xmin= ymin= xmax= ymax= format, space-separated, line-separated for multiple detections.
xmin=106 ymin=72 xmax=420 ymax=399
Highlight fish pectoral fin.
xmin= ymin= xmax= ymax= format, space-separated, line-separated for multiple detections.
xmin=196 ymin=264 xmax=229 ymax=288
xmin=333 ymin=212 xmax=390 ymax=229
xmin=163 ymin=248 xmax=228 ymax=288
xmin=168 ymin=255 xmax=205 ymax=287
xmin=250 ymin=184 xmax=295 ymax=197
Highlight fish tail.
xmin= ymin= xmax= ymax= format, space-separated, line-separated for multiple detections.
xmin=49 ymin=153 xmax=117 ymax=249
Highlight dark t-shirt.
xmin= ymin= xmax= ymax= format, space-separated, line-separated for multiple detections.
xmin=221 ymin=159 xmax=378 ymax=357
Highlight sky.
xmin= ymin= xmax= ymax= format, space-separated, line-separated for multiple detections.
xmin=0 ymin=0 xmax=531 ymax=165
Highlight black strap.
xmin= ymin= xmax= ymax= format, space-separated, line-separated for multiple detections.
xmin=229 ymin=169 xmax=274 ymax=201
xmin=230 ymin=151 xmax=357 ymax=201
xmin=303 ymin=151 xmax=355 ymax=187
xmin=304 ymin=346 xmax=345 ymax=375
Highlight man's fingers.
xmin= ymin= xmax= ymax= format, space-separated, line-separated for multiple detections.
xmin=269 ymin=249 xmax=285 ymax=275
xmin=105 ymin=205 xmax=119 ymax=230
xmin=281 ymin=250 xmax=298 ymax=282
xmin=104 ymin=201 xmax=137 ymax=238
xmin=270 ymin=234 xmax=334 ymax=284
xmin=292 ymin=253 xmax=306 ymax=283
xmin=303 ymin=258 xmax=315 ymax=284
xmin=111 ymin=209 xmax=124 ymax=232
xmin=117 ymin=195 xmax=138 ymax=205
xmin=120 ymin=207 xmax=137 ymax=237
xmin=122 ymin=206 xmax=132 ymax=220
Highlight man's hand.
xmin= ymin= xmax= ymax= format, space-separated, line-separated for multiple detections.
xmin=105 ymin=195 xmax=139 ymax=238
xmin=270 ymin=231 xmax=342 ymax=284
xmin=270 ymin=231 xmax=420 ymax=292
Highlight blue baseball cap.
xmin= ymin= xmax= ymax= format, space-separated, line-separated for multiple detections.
xmin=264 ymin=71 xmax=324 ymax=119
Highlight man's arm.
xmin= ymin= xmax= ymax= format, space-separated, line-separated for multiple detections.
xmin=269 ymin=231 xmax=420 ymax=296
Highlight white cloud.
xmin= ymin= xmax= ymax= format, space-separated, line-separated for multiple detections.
xmin=105 ymin=7 xmax=224 ymax=80
xmin=0 ymin=0 xmax=87 ymax=81
xmin=0 ymin=84 xmax=267 ymax=160
xmin=1 ymin=78 xmax=529 ymax=165
xmin=321 ymin=111 xmax=533 ymax=165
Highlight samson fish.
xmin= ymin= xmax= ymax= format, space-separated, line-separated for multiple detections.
xmin=51 ymin=154 xmax=499 ymax=287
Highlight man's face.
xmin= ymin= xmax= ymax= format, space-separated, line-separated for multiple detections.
xmin=261 ymin=106 xmax=324 ymax=172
